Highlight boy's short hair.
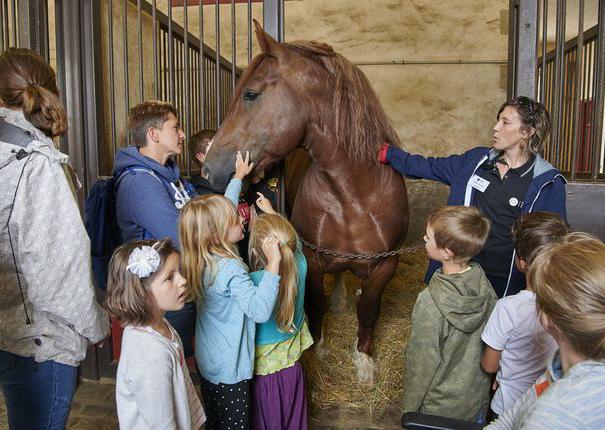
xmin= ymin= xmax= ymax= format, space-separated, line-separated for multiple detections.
xmin=128 ymin=100 xmax=178 ymax=148
xmin=189 ymin=128 xmax=216 ymax=166
xmin=105 ymin=239 xmax=178 ymax=326
xmin=427 ymin=206 xmax=490 ymax=262
xmin=512 ymin=212 xmax=571 ymax=265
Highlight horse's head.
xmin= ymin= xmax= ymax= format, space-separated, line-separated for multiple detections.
xmin=204 ymin=21 xmax=333 ymax=190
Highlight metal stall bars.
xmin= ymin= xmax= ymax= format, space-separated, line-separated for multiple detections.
xmin=509 ymin=0 xmax=605 ymax=239
xmin=510 ymin=0 xmax=604 ymax=181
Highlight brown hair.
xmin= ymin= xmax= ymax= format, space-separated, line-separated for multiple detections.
xmin=0 ymin=48 xmax=66 ymax=137
xmin=498 ymin=96 xmax=551 ymax=155
xmin=189 ymin=128 xmax=215 ymax=166
xmin=529 ymin=233 xmax=605 ymax=359
xmin=427 ymin=206 xmax=491 ymax=262
xmin=105 ymin=239 xmax=179 ymax=326
xmin=249 ymin=213 xmax=299 ymax=333
xmin=179 ymin=194 xmax=241 ymax=300
xmin=512 ymin=211 xmax=571 ymax=265
xmin=128 ymin=100 xmax=178 ymax=148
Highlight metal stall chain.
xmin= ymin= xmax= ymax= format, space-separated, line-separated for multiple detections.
xmin=300 ymin=238 xmax=425 ymax=260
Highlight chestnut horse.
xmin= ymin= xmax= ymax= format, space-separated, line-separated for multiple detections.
xmin=204 ymin=22 xmax=408 ymax=384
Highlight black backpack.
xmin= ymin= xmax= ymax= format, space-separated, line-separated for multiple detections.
xmin=85 ymin=167 xmax=156 ymax=290
xmin=84 ymin=174 xmax=125 ymax=291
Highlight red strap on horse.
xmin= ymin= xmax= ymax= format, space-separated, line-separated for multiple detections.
xmin=378 ymin=143 xmax=390 ymax=164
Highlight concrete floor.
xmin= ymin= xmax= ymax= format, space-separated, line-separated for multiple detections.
xmin=0 ymin=378 xmax=403 ymax=429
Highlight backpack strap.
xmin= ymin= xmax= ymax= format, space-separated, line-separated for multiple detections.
xmin=0 ymin=118 xmax=36 ymax=149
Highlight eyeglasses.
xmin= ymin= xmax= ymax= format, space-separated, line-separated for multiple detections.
xmin=516 ymin=96 xmax=535 ymax=116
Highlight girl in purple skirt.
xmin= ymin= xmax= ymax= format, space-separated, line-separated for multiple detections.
xmin=248 ymin=196 xmax=314 ymax=430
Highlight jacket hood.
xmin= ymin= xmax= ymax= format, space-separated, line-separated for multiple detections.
xmin=112 ymin=146 xmax=181 ymax=183
xmin=485 ymin=148 xmax=562 ymax=184
xmin=429 ymin=263 xmax=495 ymax=333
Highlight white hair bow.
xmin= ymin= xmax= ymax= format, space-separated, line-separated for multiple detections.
xmin=127 ymin=245 xmax=161 ymax=278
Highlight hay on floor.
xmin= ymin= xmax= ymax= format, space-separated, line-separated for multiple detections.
xmin=302 ymin=248 xmax=428 ymax=420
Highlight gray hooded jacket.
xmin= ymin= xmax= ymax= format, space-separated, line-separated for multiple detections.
xmin=402 ymin=262 xmax=497 ymax=420
xmin=0 ymin=108 xmax=108 ymax=366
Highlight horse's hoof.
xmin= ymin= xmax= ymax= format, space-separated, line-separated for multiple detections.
xmin=352 ymin=348 xmax=375 ymax=386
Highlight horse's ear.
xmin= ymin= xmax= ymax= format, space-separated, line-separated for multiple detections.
xmin=253 ymin=19 xmax=280 ymax=54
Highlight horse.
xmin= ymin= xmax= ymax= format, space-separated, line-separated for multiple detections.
xmin=203 ymin=21 xmax=409 ymax=384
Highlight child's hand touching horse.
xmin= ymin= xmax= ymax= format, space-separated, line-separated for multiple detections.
xmin=256 ymin=192 xmax=276 ymax=215
xmin=234 ymin=150 xmax=254 ymax=180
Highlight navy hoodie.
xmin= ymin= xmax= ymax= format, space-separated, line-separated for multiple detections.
xmin=112 ymin=146 xmax=196 ymax=247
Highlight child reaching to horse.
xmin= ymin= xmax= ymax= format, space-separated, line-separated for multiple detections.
xmin=179 ymin=188 xmax=282 ymax=430
xmin=105 ymin=239 xmax=205 ymax=430
xmin=248 ymin=195 xmax=314 ymax=430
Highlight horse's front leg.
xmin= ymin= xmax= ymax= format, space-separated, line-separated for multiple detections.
xmin=304 ymin=256 xmax=328 ymax=357
xmin=354 ymin=255 xmax=399 ymax=385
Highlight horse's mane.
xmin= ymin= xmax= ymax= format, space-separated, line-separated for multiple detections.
xmin=227 ymin=40 xmax=401 ymax=166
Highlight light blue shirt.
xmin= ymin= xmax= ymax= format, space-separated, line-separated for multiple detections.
xmin=194 ymin=257 xmax=280 ymax=385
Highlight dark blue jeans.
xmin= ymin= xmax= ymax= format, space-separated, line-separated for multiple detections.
xmin=0 ymin=349 xmax=77 ymax=430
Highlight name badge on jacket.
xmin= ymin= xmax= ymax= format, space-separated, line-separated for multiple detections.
xmin=469 ymin=174 xmax=490 ymax=193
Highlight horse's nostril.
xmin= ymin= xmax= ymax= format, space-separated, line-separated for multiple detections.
xmin=202 ymin=166 xmax=210 ymax=179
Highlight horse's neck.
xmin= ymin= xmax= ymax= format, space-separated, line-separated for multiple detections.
xmin=304 ymin=135 xmax=391 ymax=198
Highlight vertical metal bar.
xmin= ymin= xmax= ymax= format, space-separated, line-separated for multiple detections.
xmin=231 ymin=0 xmax=236 ymax=92
xmin=263 ymin=0 xmax=283 ymax=41
xmin=108 ymin=0 xmax=117 ymax=154
xmin=215 ymin=0 xmax=221 ymax=125
xmin=571 ymin=1 xmax=584 ymax=181
xmin=539 ymin=0 xmax=548 ymax=103
xmin=0 ymin=0 xmax=4 ymax=51
xmin=3 ymin=0 xmax=10 ymax=50
xmin=551 ymin=0 xmax=566 ymax=169
xmin=515 ymin=0 xmax=538 ymax=98
xmin=123 ymin=0 xmax=130 ymax=145
xmin=137 ymin=0 xmax=144 ymax=102
xmin=247 ymin=0 xmax=252 ymax=63
xmin=168 ymin=1 xmax=175 ymax=105
xmin=590 ymin=0 xmax=605 ymax=179
xmin=199 ymin=0 xmax=206 ymax=129
xmin=10 ymin=0 xmax=16 ymax=47
xmin=152 ymin=0 xmax=158 ymax=99
xmin=184 ymin=0 xmax=191 ymax=177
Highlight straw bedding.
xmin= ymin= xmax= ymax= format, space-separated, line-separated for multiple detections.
xmin=302 ymin=248 xmax=428 ymax=419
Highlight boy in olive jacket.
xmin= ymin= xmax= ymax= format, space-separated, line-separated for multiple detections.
xmin=403 ymin=206 xmax=497 ymax=421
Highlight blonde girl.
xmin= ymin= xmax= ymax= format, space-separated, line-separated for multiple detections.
xmin=179 ymin=189 xmax=282 ymax=430
xmin=248 ymin=195 xmax=314 ymax=430
xmin=105 ymin=239 xmax=205 ymax=430
xmin=486 ymin=233 xmax=605 ymax=429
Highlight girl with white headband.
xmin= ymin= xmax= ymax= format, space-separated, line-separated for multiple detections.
xmin=105 ymin=239 xmax=206 ymax=430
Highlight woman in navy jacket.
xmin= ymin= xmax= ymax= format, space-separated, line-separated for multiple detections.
xmin=380 ymin=96 xmax=566 ymax=297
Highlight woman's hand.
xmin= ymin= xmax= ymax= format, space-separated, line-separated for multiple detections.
xmin=262 ymin=236 xmax=282 ymax=275
xmin=256 ymin=192 xmax=276 ymax=214
xmin=234 ymin=151 xmax=254 ymax=180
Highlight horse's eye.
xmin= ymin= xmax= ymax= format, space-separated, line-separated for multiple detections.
xmin=243 ymin=89 xmax=260 ymax=102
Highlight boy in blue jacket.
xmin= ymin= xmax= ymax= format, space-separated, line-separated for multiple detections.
xmin=380 ymin=96 xmax=566 ymax=297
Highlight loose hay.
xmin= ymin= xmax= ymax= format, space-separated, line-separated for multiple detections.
xmin=302 ymin=247 xmax=428 ymax=420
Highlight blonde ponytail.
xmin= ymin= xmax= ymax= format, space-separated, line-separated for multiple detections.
xmin=249 ymin=213 xmax=299 ymax=333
